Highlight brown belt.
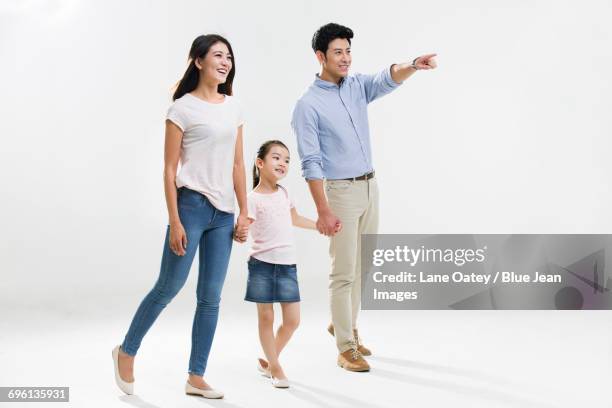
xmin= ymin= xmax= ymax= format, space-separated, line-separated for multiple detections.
xmin=333 ymin=171 xmax=375 ymax=182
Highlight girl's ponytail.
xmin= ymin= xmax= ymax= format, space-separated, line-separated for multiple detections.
xmin=252 ymin=162 xmax=260 ymax=189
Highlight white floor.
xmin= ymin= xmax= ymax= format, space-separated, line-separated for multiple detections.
xmin=1 ymin=293 xmax=611 ymax=408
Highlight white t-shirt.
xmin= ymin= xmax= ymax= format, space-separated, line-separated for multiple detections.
xmin=166 ymin=93 xmax=244 ymax=213
xmin=247 ymin=186 xmax=297 ymax=265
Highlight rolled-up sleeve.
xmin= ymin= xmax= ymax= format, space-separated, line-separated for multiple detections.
xmin=166 ymin=103 xmax=187 ymax=132
xmin=292 ymin=100 xmax=325 ymax=180
xmin=357 ymin=66 xmax=402 ymax=104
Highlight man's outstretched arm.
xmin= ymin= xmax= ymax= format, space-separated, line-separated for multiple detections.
xmin=391 ymin=53 xmax=438 ymax=83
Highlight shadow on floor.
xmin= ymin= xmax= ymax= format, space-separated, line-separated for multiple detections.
xmin=369 ymin=366 xmax=558 ymax=408
xmin=290 ymin=380 xmax=389 ymax=408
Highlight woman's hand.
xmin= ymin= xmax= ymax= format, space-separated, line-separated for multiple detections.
xmin=169 ymin=222 xmax=188 ymax=256
xmin=233 ymin=214 xmax=250 ymax=243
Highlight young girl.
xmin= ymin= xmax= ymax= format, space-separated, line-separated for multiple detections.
xmin=245 ymin=140 xmax=316 ymax=388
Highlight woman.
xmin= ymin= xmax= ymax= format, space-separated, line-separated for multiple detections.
xmin=111 ymin=34 xmax=249 ymax=399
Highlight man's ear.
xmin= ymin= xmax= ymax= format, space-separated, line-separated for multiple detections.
xmin=315 ymin=50 xmax=326 ymax=65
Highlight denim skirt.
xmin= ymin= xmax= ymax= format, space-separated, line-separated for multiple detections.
xmin=245 ymin=257 xmax=300 ymax=303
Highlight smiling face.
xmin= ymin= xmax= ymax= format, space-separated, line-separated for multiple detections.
xmin=317 ymin=38 xmax=352 ymax=81
xmin=195 ymin=41 xmax=233 ymax=85
xmin=257 ymin=144 xmax=290 ymax=183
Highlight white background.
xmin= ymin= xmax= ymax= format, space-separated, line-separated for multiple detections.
xmin=1 ymin=1 xmax=611 ymax=407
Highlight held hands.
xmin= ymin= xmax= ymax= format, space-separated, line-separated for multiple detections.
xmin=233 ymin=213 xmax=250 ymax=243
xmin=316 ymin=209 xmax=342 ymax=237
xmin=413 ymin=54 xmax=437 ymax=70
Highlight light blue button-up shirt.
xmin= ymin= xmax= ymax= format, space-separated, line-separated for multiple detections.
xmin=291 ymin=66 xmax=401 ymax=180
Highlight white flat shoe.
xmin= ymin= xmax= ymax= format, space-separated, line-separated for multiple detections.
xmin=271 ymin=376 xmax=290 ymax=388
xmin=112 ymin=345 xmax=134 ymax=395
xmin=185 ymin=381 xmax=224 ymax=399
xmin=257 ymin=358 xmax=271 ymax=378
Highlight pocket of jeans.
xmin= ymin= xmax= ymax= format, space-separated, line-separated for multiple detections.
xmin=219 ymin=211 xmax=235 ymax=226
xmin=287 ymin=266 xmax=298 ymax=283
xmin=178 ymin=189 xmax=202 ymax=209
xmin=326 ymin=181 xmax=351 ymax=192
xmin=248 ymin=257 xmax=262 ymax=266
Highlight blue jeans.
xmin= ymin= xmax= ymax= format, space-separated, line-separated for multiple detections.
xmin=121 ymin=187 xmax=234 ymax=376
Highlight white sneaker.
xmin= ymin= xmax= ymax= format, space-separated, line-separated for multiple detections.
xmin=185 ymin=381 xmax=224 ymax=399
xmin=257 ymin=358 xmax=271 ymax=378
xmin=111 ymin=345 xmax=134 ymax=395
xmin=271 ymin=376 xmax=290 ymax=388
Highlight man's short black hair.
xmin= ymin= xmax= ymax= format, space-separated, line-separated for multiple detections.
xmin=311 ymin=23 xmax=354 ymax=54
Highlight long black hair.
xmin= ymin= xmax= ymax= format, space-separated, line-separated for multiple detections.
xmin=252 ymin=140 xmax=289 ymax=189
xmin=172 ymin=34 xmax=236 ymax=101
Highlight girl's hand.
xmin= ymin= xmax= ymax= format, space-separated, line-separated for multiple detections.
xmin=169 ymin=222 xmax=188 ymax=256
xmin=234 ymin=214 xmax=250 ymax=243
xmin=334 ymin=220 xmax=342 ymax=233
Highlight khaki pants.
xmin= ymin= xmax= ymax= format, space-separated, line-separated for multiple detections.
xmin=325 ymin=177 xmax=379 ymax=353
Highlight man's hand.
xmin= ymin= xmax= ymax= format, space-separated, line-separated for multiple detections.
xmin=317 ymin=209 xmax=342 ymax=237
xmin=413 ymin=53 xmax=437 ymax=70
xmin=391 ymin=54 xmax=438 ymax=83
xmin=306 ymin=179 xmax=342 ymax=236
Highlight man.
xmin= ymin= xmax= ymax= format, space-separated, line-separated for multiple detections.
xmin=291 ymin=22 xmax=437 ymax=372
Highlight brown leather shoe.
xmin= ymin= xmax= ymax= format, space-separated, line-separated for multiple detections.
xmin=327 ymin=324 xmax=372 ymax=356
xmin=338 ymin=348 xmax=370 ymax=372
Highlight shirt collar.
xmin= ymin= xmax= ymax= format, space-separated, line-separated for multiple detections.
xmin=313 ymin=74 xmax=345 ymax=89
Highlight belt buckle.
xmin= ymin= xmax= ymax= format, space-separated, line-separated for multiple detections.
xmin=340 ymin=171 xmax=374 ymax=182
xmin=351 ymin=172 xmax=367 ymax=182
